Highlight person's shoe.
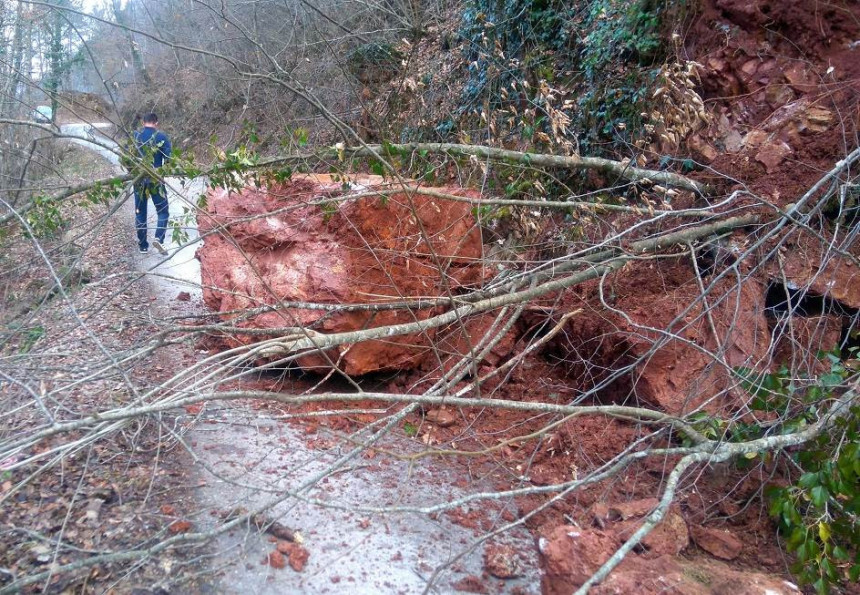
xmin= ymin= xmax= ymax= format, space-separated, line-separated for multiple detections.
xmin=151 ymin=239 xmax=168 ymax=255
xmin=139 ymin=246 xmax=149 ymax=254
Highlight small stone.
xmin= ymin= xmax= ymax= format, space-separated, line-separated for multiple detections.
xmin=607 ymin=498 xmax=659 ymax=521
xmin=691 ymin=526 xmax=744 ymax=561
xmin=288 ymin=544 xmax=310 ymax=572
xmin=268 ymin=550 xmax=286 ymax=569
xmin=276 ymin=541 xmax=310 ymax=571
xmin=724 ymin=129 xmax=743 ymax=153
xmin=707 ymin=58 xmax=727 ymax=72
xmin=740 ymin=59 xmax=760 ymax=77
xmin=765 ymin=84 xmax=795 ymax=108
xmin=801 ymin=107 xmax=833 ymax=134
xmin=783 ymin=63 xmax=815 ymax=92
xmin=742 ymin=129 xmax=769 ymax=149
xmin=425 ymin=408 xmax=457 ymax=427
xmin=755 ymin=141 xmax=793 ymax=173
xmin=484 ymin=544 xmax=522 ymax=579
xmin=176 ymin=291 xmax=191 ymax=301
xmin=687 ymin=134 xmax=718 ymax=163
xmin=167 ymin=520 xmax=192 ymax=534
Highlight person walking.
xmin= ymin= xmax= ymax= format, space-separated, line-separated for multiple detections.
xmin=132 ymin=113 xmax=172 ymax=254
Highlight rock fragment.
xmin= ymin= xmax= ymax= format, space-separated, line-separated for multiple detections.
xmin=691 ymin=526 xmax=744 ymax=561
xmin=483 ymin=544 xmax=522 ymax=579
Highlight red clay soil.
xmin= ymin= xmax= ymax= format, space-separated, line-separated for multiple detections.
xmin=686 ymin=0 xmax=860 ymax=204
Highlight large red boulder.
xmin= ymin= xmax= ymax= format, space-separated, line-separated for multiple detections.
xmin=196 ymin=174 xmax=484 ymax=375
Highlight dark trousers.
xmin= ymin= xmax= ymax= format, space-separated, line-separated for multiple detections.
xmin=134 ymin=179 xmax=169 ymax=249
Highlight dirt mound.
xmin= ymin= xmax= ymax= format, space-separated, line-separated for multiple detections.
xmin=686 ymin=0 xmax=860 ymax=202
xmin=197 ymin=175 xmax=484 ymax=375
xmin=543 ymin=259 xmax=772 ymax=414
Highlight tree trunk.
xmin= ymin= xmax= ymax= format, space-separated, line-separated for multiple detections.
xmin=0 ymin=0 xmax=26 ymax=118
xmin=113 ymin=0 xmax=153 ymax=87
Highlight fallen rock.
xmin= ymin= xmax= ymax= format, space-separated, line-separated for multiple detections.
xmin=755 ymin=141 xmax=793 ymax=173
xmin=590 ymin=499 xmax=688 ymax=558
xmin=483 ymin=544 xmax=522 ymax=579
xmin=691 ymin=526 xmax=744 ymax=561
xmin=197 ymin=175 xmax=483 ymax=375
xmin=176 ymin=291 xmax=191 ymax=302
xmin=772 ymin=314 xmax=843 ymax=374
xmin=760 ymin=99 xmax=834 ymax=140
xmin=618 ymin=510 xmax=689 ymax=558
xmin=434 ymin=312 xmax=519 ymax=373
xmin=769 ymin=230 xmax=860 ymax=309
xmin=275 ymin=541 xmax=310 ymax=572
xmin=540 ymin=526 xmax=620 ymax=594
xmin=425 ymin=408 xmax=457 ymax=428
xmin=798 ymin=106 xmax=833 ymax=134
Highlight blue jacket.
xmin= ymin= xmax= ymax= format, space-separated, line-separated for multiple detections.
xmin=134 ymin=126 xmax=171 ymax=168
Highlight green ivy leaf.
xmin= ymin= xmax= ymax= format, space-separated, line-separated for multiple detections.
xmin=810 ymin=485 xmax=828 ymax=508
xmin=798 ymin=472 xmax=819 ymax=489
xmin=820 ymin=373 xmax=842 ymax=388
xmin=812 ymin=577 xmax=828 ymax=595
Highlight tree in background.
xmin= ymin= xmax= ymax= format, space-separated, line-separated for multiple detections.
xmin=41 ymin=0 xmax=82 ymax=124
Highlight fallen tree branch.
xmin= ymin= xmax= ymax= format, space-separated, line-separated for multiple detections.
xmin=259 ymin=142 xmax=710 ymax=194
xmin=2 ymin=391 xmax=712 ymax=467
xmin=351 ymin=143 xmax=710 ymax=194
